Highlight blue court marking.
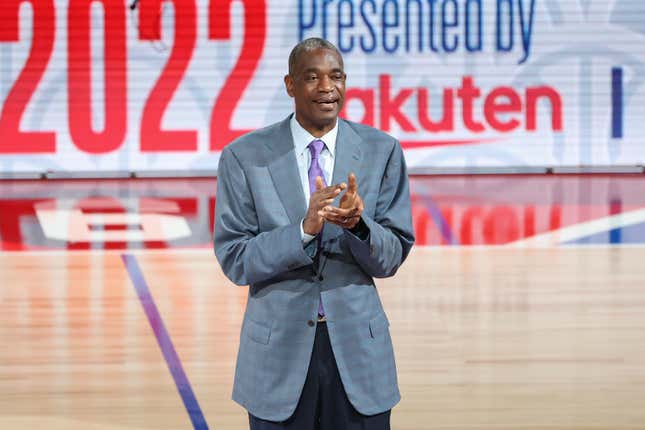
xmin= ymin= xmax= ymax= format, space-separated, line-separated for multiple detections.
xmin=121 ymin=254 xmax=209 ymax=430
xmin=564 ymin=222 xmax=645 ymax=245
xmin=416 ymin=192 xmax=459 ymax=245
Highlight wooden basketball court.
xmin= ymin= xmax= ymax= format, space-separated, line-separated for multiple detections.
xmin=1 ymin=176 xmax=645 ymax=429
xmin=2 ymin=247 xmax=645 ymax=429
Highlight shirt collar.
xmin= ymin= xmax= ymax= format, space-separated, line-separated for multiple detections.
xmin=290 ymin=114 xmax=338 ymax=158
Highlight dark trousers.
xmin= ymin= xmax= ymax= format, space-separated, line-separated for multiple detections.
xmin=248 ymin=322 xmax=391 ymax=430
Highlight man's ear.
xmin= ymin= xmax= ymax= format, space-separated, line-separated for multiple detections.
xmin=284 ymin=74 xmax=294 ymax=97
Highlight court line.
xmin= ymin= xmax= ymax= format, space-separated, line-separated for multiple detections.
xmin=509 ymin=208 xmax=645 ymax=247
xmin=4 ymin=242 xmax=645 ymax=256
xmin=121 ymin=254 xmax=210 ymax=430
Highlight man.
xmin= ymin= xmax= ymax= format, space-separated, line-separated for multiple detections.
xmin=214 ymin=37 xmax=414 ymax=429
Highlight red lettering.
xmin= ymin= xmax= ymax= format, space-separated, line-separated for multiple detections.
xmin=484 ymin=87 xmax=521 ymax=132
xmin=456 ymin=76 xmax=485 ymax=132
xmin=209 ymin=197 xmax=216 ymax=236
xmin=418 ymin=88 xmax=454 ymax=132
xmin=139 ymin=0 xmax=197 ymax=151
xmin=524 ymin=206 xmax=535 ymax=238
xmin=526 ymin=86 xmax=563 ymax=131
xmin=379 ymin=75 xmax=416 ymax=132
xmin=341 ymin=88 xmax=375 ymax=126
xmin=483 ymin=206 xmax=520 ymax=244
xmin=68 ymin=0 xmax=127 ymax=153
xmin=460 ymin=207 xmax=484 ymax=245
xmin=209 ymin=0 xmax=267 ymax=151
xmin=0 ymin=0 xmax=56 ymax=153
xmin=549 ymin=205 xmax=562 ymax=230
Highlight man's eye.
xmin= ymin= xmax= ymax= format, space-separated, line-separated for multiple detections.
xmin=305 ymin=75 xmax=317 ymax=81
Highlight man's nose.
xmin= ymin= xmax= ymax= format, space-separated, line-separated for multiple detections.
xmin=317 ymin=75 xmax=334 ymax=92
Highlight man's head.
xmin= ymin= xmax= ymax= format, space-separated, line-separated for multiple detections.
xmin=284 ymin=38 xmax=346 ymax=137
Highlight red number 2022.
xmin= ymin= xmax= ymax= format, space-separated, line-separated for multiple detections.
xmin=0 ymin=0 xmax=266 ymax=154
xmin=0 ymin=0 xmax=56 ymax=153
xmin=68 ymin=0 xmax=127 ymax=154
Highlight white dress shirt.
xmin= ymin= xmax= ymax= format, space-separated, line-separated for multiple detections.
xmin=290 ymin=114 xmax=338 ymax=243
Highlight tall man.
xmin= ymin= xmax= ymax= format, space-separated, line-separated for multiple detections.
xmin=214 ymin=38 xmax=414 ymax=430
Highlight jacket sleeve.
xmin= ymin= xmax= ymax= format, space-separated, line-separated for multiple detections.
xmin=343 ymin=142 xmax=415 ymax=278
xmin=213 ymin=147 xmax=314 ymax=286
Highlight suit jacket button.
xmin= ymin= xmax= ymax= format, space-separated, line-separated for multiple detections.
xmin=307 ymin=320 xmax=315 ymax=327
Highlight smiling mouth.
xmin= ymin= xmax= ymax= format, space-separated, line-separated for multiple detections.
xmin=315 ymin=100 xmax=338 ymax=109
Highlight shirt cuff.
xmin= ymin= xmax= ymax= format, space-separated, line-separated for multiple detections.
xmin=301 ymin=218 xmax=317 ymax=244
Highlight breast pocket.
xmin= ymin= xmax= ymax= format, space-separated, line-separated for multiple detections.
xmin=246 ymin=166 xmax=292 ymax=229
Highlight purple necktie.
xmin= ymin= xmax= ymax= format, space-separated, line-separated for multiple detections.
xmin=308 ymin=139 xmax=326 ymax=317
xmin=308 ymin=139 xmax=327 ymax=193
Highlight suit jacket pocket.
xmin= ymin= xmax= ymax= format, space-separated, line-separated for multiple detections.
xmin=369 ymin=313 xmax=390 ymax=339
xmin=244 ymin=319 xmax=271 ymax=345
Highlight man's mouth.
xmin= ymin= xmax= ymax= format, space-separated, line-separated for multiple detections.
xmin=315 ymin=99 xmax=338 ymax=109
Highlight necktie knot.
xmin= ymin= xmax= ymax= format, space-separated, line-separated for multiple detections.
xmin=308 ymin=139 xmax=325 ymax=160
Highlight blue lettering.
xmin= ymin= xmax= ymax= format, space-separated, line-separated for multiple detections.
xmin=405 ymin=0 xmax=424 ymax=52
xmin=465 ymin=0 xmax=482 ymax=52
xmin=442 ymin=0 xmax=459 ymax=52
xmin=517 ymin=0 xmax=536 ymax=64
xmin=427 ymin=0 xmax=440 ymax=52
xmin=496 ymin=0 xmax=513 ymax=52
xmin=294 ymin=0 xmax=534 ymax=62
xmin=337 ymin=0 xmax=355 ymax=52
xmin=298 ymin=0 xmax=317 ymax=41
xmin=360 ymin=0 xmax=377 ymax=52
xmin=382 ymin=0 xmax=400 ymax=53
xmin=322 ymin=0 xmax=334 ymax=40
xmin=612 ymin=67 xmax=623 ymax=139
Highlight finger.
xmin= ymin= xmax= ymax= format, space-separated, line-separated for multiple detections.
xmin=316 ymin=188 xmax=342 ymax=201
xmin=323 ymin=212 xmax=360 ymax=221
xmin=315 ymin=176 xmax=324 ymax=191
xmin=321 ymin=213 xmax=360 ymax=226
xmin=316 ymin=198 xmax=337 ymax=208
xmin=319 ymin=183 xmax=345 ymax=194
xmin=319 ymin=208 xmax=359 ymax=218
xmin=310 ymin=189 xmax=338 ymax=206
xmin=347 ymin=173 xmax=357 ymax=193
xmin=324 ymin=206 xmax=359 ymax=217
xmin=321 ymin=209 xmax=360 ymax=223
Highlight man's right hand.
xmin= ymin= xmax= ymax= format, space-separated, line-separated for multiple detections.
xmin=303 ymin=176 xmax=346 ymax=235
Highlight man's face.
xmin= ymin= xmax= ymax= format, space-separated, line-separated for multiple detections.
xmin=284 ymin=48 xmax=346 ymax=137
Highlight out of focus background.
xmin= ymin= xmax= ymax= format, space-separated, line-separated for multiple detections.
xmin=2 ymin=1 xmax=645 ymax=429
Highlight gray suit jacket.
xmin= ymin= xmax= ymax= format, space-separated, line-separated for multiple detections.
xmin=214 ymin=115 xmax=414 ymax=421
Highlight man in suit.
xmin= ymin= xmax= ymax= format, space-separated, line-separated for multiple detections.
xmin=214 ymin=37 xmax=414 ymax=430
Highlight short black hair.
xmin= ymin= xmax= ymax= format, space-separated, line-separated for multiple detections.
xmin=288 ymin=38 xmax=343 ymax=76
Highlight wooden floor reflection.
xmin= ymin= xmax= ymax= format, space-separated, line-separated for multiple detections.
xmin=1 ymin=247 xmax=645 ymax=429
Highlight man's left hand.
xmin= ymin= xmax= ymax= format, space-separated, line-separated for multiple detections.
xmin=320 ymin=172 xmax=364 ymax=229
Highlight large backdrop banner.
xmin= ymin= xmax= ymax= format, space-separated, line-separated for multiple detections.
xmin=1 ymin=0 xmax=644 ymax=175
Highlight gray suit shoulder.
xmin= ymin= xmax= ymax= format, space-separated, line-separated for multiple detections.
xmin=342 ymin=120 xmax=399 ymax=151
xmin=221 ymin=120 xmax=286 ymax=163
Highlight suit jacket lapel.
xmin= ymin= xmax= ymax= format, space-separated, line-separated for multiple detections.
xmin=322 ymin=119 xmax=363 ymax=245
xmin=267 ymin=116 xmax=307 ymax=224
xmin=331 ymin=119 xmax=363 ymax=187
